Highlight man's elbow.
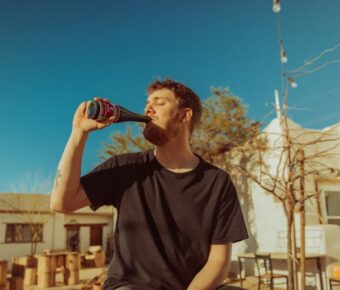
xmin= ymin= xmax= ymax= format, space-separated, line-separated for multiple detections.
xmin=50 ymin=187 xmax=88 ymax=213
xmin=49 ymin=200 xmax=69 ymax=213
xmin=50 ymin=204 xmax=69 ymax=213
xmin=49 ymin=190 xmax=70 ymax=213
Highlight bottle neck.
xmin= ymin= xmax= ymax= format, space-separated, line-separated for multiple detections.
xmin=117 ymin=105 xmax=151 ymax=123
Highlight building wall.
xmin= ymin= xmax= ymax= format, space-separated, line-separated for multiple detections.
xmin=251 ymin=183 xmax=287 ymax=252
xmin=80 ymin=226 xmax=90 ymax=252
xmin=51 ymin=213 xmax=66 ymax=249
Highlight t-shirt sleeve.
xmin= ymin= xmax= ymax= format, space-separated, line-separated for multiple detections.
xmin=80 ymin=155 xmax=127 ymax=211
xmin=211 ymin=176 xmax=248 ymax=244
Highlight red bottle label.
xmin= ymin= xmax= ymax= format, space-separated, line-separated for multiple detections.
xmin=97 ymin=101 xmax=119 ymax=122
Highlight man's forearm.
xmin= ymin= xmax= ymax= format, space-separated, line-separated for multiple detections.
xmin=187 ymin=260 xmax=229 ymax=290
xmin=187 ymin=243 xmax=232 ymax=290
xmin=50 ymin=129 xmax=88 ymax=212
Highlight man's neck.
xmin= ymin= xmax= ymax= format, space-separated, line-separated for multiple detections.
xmin=154 ymin=139 xmax=199 ymax=173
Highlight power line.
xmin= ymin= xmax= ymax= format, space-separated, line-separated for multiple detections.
xmin=295 ymin=85 xmax=340 ymax=106
xmin=303 ymin=111 xmax=340 ymax=126
xmin=288 ymin=43 xmax=340 ymax=75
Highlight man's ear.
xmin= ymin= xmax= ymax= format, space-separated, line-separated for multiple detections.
xmin=182 ymin=108 xmax=193 ymax=123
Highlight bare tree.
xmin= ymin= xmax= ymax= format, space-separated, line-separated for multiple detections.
xmin=270 ymin=0 xmax=340 ymax=285
xmin=230 ymin=87 xmax=340 ymax=289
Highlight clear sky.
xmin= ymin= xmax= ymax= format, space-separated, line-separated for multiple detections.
xmin=1 ymin=0 xmax=340 ymax=193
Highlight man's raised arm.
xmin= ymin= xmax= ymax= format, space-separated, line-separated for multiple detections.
xmin=50 ymin=99 xmax=115 ymax=213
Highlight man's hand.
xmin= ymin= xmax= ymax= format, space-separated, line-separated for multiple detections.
xmin=72 ymin=97 xmax=117 ymax=133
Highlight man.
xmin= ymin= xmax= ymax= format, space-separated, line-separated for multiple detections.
xmin=50 ymin=79 xmax=248 ymax=290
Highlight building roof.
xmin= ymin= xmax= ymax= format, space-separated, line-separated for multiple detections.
xmin=0 ymin=192 xmax=113 ymax=215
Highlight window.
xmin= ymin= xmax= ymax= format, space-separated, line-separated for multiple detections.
xmin=5 ymin=223 xmax=43 ymax=243
xmin=325 ymin=191 xmax=340 ymax=217
xmin=324 ymin=190 xmax=340 ymax=226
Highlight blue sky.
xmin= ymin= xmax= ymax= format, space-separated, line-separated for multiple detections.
xmin=1 ymin=0 xmax=340 ymax=193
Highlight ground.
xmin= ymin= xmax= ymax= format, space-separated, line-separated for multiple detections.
xmin=23 ymin=273 xmax=284 ymax=290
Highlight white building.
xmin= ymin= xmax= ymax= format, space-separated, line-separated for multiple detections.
xmin=0 ymin=192 xmax=116 ymax=270
xmin=232 ymin=117 xmax=340 ymax=288
xmin=248 ymin=117 xmax=340 ymax=248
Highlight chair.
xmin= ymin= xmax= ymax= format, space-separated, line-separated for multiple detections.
xmin=254 ymin=254 xmax=288 ymax=290
xmin=328 ymin=262 xmax=340 ymax=290
xmin=329 ymin=277 xmax=340 ymax=290
xmin=81 ymin=245 xmax=105 ymax=268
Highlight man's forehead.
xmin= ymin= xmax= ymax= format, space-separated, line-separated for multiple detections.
xmin=147 ymin=89 xmax=177 ymax=102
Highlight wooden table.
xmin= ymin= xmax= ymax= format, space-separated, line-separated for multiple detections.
xmin=237 ymin=252 xmax=326 ymax=290
xmin=37 ymin=252 xmax=80 ymax=286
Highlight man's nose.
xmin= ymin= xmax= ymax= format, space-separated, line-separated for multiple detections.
xmin=144 ymin=103 xmax=155 ymax=115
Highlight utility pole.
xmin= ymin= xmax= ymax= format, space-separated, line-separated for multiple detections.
xmin=298 ymin=149 xmax=306 ymax=290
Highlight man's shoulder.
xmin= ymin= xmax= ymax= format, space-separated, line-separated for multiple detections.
xmin=200 ymin=157 xmax=231 ymax=179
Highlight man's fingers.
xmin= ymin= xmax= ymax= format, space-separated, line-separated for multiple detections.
xmin=93 ymin=97 xmax=111 ymax=103
xmin=98 ymin=117 xmax=115 ymax=127
xmin=78 ymin=102 xmax=88 ymax=116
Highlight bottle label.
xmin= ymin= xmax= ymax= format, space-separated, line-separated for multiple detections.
xmin=87 ymin=100 xmax=150 ymax=123
xmin=97 ymin=101 xmax=119 ymax=122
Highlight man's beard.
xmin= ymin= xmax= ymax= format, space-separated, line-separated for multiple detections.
xmin=143 ymin=113 xmax=181 ymax=146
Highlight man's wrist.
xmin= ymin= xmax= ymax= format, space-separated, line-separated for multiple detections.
xmin=71 ymin=127 xmax=89 ymax=146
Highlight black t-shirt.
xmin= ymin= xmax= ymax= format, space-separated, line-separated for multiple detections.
xmin=80 ymin=150 xmax=248 ymax=290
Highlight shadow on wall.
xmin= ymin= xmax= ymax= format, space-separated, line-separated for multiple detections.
xmin=234 ymin=161 xmax=259 ymax=276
